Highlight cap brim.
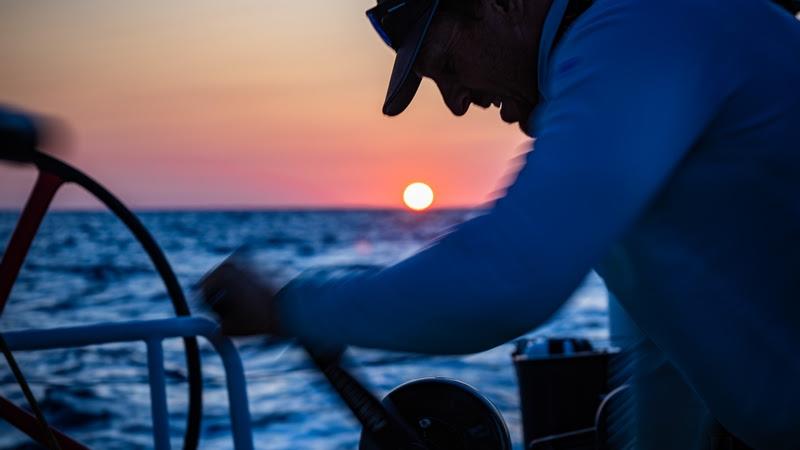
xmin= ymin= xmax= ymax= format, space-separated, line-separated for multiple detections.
xmin=382 ymin=1 xmax=438 ymax=116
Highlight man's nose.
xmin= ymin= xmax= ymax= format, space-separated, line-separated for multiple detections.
xmin=436 ymin=81 xmax=470 ymax=116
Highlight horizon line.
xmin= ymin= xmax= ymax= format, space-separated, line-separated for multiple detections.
xmin=0 ymin=205 xmax=484 ymax=213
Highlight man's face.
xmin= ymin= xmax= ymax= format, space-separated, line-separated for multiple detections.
xmin=412 ymin=3 xmax=541 ymax=127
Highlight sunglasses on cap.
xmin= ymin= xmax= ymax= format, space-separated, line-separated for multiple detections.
xmin=366 ymin=0 xmax=440 ymax=49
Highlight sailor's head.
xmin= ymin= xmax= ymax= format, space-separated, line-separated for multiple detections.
xmin=367 ymin=0 xmax=546 ymax=128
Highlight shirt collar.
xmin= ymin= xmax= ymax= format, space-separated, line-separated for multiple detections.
xmin=537 ymin=0 xmax=571 ymax=97
xmin=523 ymin=0 xmax=571 ymax=136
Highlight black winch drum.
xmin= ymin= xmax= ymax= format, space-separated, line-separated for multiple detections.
xmin=358 ymin=378 xmax=512 ymax=450
xmin=512 ymin=338 xmax=615 ymax=446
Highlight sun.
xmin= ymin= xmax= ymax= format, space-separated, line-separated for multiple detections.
xmin=403 ymin=182 xmax=434 ymax=211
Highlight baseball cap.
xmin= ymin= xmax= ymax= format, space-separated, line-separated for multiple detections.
xmin=366 ymin=0 xmax=441 ymax=116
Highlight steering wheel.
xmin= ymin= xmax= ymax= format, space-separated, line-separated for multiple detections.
xmin=0 ymin=106 xmax=203 ymax=450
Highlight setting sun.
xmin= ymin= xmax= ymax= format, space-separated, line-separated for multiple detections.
xmin=403 ymin=182 xmax=434 ymax=211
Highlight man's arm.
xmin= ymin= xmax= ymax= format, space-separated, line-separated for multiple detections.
xmin=277 ymin=1 xmax=726 ymax=354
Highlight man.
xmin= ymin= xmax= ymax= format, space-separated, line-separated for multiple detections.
xmin=202 ymin=0 xmax=800 ymax=447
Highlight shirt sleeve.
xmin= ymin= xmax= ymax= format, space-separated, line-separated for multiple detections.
xmin=276 ymin=2 xmax=726 ymax=355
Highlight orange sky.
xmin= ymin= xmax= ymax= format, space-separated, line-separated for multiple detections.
xmin=0 ymin=0 xmax=528 ymax=209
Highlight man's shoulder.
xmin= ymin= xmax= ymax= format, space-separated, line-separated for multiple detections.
xmin=537 ymin=0 xmax=739 ymax=106
xmin=576 ymin=0 xmax=720 ymax=23
xmin=557 ymin=0 xmax=799 ymax=75
xmin=552 ymin=0 xmax=731 ymax=70
xmin=567 ymin=0 xmax=721 ymax=44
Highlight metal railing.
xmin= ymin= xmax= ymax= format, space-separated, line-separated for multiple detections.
xmin=3 ymin=317 xmax=254 ymax=450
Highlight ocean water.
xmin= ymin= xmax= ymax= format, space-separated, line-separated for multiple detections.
xmin=0 ymin=210 xmax=609 ymax=449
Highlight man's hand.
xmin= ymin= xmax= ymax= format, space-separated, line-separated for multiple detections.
xmin=199 ymin=256 xmax=282 ymax=336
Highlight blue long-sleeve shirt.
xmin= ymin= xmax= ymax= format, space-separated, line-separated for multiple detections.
xmin=278 ymin=0 xmax=800 ymax=446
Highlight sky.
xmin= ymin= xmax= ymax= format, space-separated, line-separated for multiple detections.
xmin=0 ymin=0 xmax=529 ymax=210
